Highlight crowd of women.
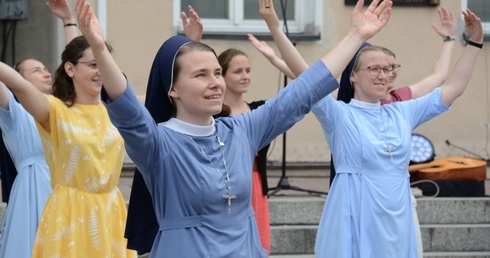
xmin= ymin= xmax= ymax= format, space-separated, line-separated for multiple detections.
xmin=0 ymin=0 xmax=483 ymax=257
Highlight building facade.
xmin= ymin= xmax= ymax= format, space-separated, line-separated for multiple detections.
xmin=1 ymin=0 xmax=488 ymax=164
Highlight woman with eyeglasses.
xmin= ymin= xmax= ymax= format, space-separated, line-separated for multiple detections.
xmin=259 ymin=1 xmax=481 ymax=257
xmin=331 ymin=8 xmax=455 ymax=256
xmin=0 ymin=34 xmax=138 ymax=257
xmin=0 ymin=1 xmax=84 ymax=256
xmin=319 ymin=12 xmax=481 ymax=258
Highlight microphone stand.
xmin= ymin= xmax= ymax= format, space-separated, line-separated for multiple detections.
xmin=445 ymin=139 xmax=489 ymax=165
xmin=268 ymin=0 xmax=327 ymax=197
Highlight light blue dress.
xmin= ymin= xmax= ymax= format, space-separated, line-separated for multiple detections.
xmin=0 ymin=91 xmax=51 ymax=258
xmin=313 ymin=88 xmax=449 ymax=258
xmin=104 ymin=61 xmax=337 ymax=258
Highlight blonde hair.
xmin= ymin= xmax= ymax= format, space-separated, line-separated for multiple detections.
xmin=352 ymin=45 xmax=395 ymax=72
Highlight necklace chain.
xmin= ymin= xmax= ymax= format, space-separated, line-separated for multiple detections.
xmin=362 ymin=108 xmax=394 ymax=161
xmin=195 ymin=131 xmax=236 ymax=214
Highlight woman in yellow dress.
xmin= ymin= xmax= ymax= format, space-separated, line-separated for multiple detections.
xmin=0 ymin=36 xmax=136 ymax=257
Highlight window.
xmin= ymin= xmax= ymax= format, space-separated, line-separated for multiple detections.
xmin=463 ymin=0 xmax=490 ymax=38
xmin=173 ymin=0 xmax=322 ymax=40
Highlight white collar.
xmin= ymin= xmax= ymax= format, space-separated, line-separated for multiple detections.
xmin=349 ymin=98 xmax=380 ymax=110
xmin=158 ymin=118 xmax=215 ymax=136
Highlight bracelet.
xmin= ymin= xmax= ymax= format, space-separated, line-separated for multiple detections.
xmin=443 ymin=35 xmax=455 ymax=42
xmin=467 ymin=40 xmax=483 ymax=49
xmin=64 ymin=23 xmax=77 ymax=27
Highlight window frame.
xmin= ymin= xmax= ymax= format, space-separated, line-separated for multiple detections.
xmin=173 ymin=0 xmax=322 ymax=40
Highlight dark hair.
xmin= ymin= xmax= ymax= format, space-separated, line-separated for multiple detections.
xmin=172 ymin=41 xmax=217 ymax=87
xmin=14 ymin=58 xmax=28 ymax=75
xmin=165 ymin=41 xmax=217 ymax=116
xmin=14 ymin=58 xmax=40 ymax=76
xmin=217 ymin=48 xmax=247 ymax=76
xmin=52 ymin=36 xmax=113 ymax=106
xmin=216 ymin=48 xmax=247 ymax=116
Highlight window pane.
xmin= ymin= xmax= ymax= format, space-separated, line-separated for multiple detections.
xmin=469 ymin=0 xmax=489 ymax=23
xmin=181 ymin=0 xmax=229 ymax=19
xmin=244 ymin=0 xmax=295 ymax=20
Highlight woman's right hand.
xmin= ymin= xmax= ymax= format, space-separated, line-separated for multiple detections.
xmin=181 ymin=5 xmax=203 ymax=42
xmin=248 ymin=33 xmax=276 ymax=61
xmin=463 ymin=9 xmax=483 ymax=43
xmin=431 ymin=6 xmax=455 ymax=39
xmin=75 ymin=0 xmax=105 ymax=51
xmin=47 ymin=0 xmax=73 ymax=22
xmin=350 ymin=0 xmax=393 ymax=41
xmin=258 ymin=0 xmax=281 ymax=31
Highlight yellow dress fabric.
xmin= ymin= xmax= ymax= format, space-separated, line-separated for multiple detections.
xmin=32 ymin=95 xmax=136 ymax=258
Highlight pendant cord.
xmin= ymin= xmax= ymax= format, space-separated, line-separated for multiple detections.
xmin=196 ymin=134 xmax=231 ymax=190
xmin=194 ymin=127 xmax=236 ymax=214
xmin=216 ymin=134 xmax=231 ymax=191
xmin=360 ymin=107 xmax=394 ymax=160
xmin=379 ymin=108 xmax=394 ymax=161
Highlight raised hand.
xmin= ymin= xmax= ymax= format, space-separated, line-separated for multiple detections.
xmin=248 ymin=33 xmax=296 ymax=78
xmin=75 ymin=0 xmax=105 ymax=51
xmin=463 ymin=9 xmax=483 ymax=43
xmin=259 ymin=0 xmax=280 ymax=30
xmin=248 ymin=33 xmax=276 ymax=60
xmin=439 ymin=9 xmax=482 ymax=106
xmin=47 ymin=0 xmax=74 ymax=21
xmin=350 ymin=0 xmax=393 ymax=41
xmin=431 ymin=6 xmax=455 ymax=38
xmin=181 ymin=5 xmax=203 ymax=42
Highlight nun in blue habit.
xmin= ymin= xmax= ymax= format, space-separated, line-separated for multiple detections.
xmin=86 ymin=0 xmax=396 ymax=255
xmin=328 ymin=42 xmax=371 ymax=187
xmin=106 ymin=35 xmax=338 ymax=257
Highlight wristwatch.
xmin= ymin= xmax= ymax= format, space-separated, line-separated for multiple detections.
xmin=443 ymin=35 xmax=456 ymax=42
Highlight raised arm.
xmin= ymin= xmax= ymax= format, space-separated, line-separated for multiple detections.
xmin=0 ymin=62 xmax=50 ymax=125
xmin=440 ymin=9 xmax=482 ymax=106
xmin=0 ymin=81 xmax=9 ymax=110
xmin=409 ymin=6 xmax=455 ymax=99
xmin=47 ymin=0 xmax=79 ymax=45
xmin=75 ymin=0 xmax=126 ymax=101
xmin=247 ymin=33 xmax=296 ymax=79
xmin=259 ymin=0 xmax=309 ymax=77
xmin=319 ymin=0 xmax=392 ymax=78
xmin=181 ymin=5 xmax=203 ymax=42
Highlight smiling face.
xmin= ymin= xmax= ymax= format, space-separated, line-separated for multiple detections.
xmin=222 ymin=54 xmax=251 ymax=96
xmin=351 ymin=49 xmax=391 ymax=103
xmin=386 ymin=54 xmax=397 ymax=93
xmin=18 ymin=59 xmax=52 ymax=94
xmin=65 ymin=48 xmax=103 ymax=103
xmin=169 ymin=49 xmax=226 ymax=125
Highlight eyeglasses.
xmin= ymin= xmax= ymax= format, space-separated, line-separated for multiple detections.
xmin=392 ymin=64 xmax=401 ymax=72
xmin=77 ymin=61 xmax=98 ymax=69
xmin=357 ymin=66 xmax=394 ymax=77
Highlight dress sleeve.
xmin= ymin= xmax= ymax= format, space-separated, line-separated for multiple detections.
xmin=0 ymin=91 xmax=19 ymax=131
xmin=235 ymin=61 xmax=339 ymax=151
xmin=397 ymin=87 xmax=449 ymax=130
xmin=103 ymin=81 xmax=164 ymax=172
